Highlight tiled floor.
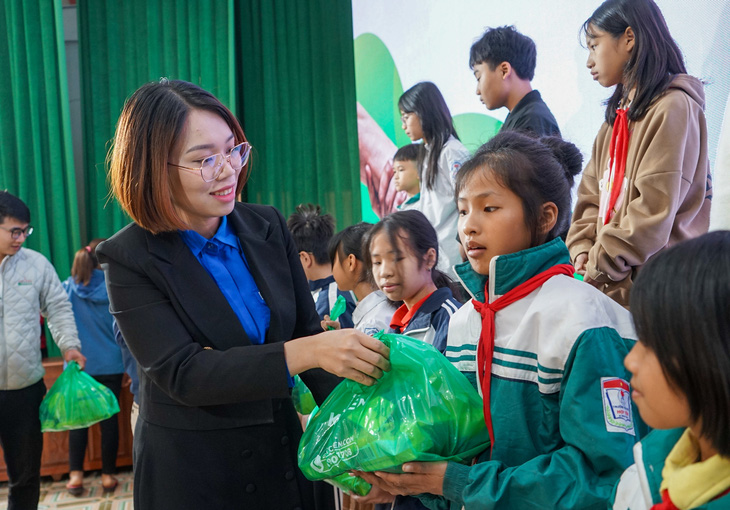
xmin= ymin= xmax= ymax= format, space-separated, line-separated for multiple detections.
xmin=0 ymin=469 xmax=133 ymax=510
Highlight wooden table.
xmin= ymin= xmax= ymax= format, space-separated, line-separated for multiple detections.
xmin=0 ymin=358 xmax=134 ymax=481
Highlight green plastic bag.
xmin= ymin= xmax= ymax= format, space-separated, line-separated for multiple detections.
xmin=325 ymin=295 xmax=347 ymax=330
xmin=292 ymin=375 xmax=317 ymax=415
xmin=39 ymin=361 xmax=121 ymax=432
xmin=295 ymin=297 xmax=348 ymax=414
xmin=298 ymin=332 xmax=491 ymax=495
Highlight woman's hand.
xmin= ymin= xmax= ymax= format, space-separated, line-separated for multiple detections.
xmin=284 ymin=329 xmax=390 ymax=386
xmin=354 ymin=461 xmax=447 ymax=497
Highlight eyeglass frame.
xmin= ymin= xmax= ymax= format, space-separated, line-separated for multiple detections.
xmin=0 ymin=225 xmax=33 ymax=240
xmin=167 ymin=141 xmax=251 ymax=183
xmin=400 ymin=112 xmax=416 ymax=124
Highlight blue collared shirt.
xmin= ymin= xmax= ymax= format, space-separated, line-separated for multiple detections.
xmin=179 ymin=216 xmax=270 ymax=345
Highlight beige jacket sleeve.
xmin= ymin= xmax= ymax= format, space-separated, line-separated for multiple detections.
xmin=566 ymin=123 xmax=609 ymax=260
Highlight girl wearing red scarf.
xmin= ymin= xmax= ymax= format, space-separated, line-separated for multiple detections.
xmin=567 ymin=0 xmax=711 ymax=308
xmin=358 ymin=131 xmax=647 ymax=509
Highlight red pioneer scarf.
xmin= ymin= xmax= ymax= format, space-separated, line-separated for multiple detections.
xmin=605 ymin=108 xmax=630 ymax=224
xmin=651 ymin=488 xmax=730 ymax=510
xmin=472 ymin=263 xmax=574 ymax=454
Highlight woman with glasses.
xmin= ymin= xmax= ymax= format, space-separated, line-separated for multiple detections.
xmin=97 ymin=80 xmax=390 ymax=510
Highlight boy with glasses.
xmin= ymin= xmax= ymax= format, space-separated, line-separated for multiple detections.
xmin=0 ymin=190 xmax=85 ymax=510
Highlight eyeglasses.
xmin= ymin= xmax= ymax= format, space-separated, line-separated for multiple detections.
xmin=168 ymin=142 xmax=251 ymax=182
xmin=400 ymin=112 xmax=414 ymax=123
xmin=0 ymin=225 xmax=33 ymax=240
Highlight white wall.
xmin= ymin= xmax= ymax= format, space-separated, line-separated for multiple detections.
xmin=353 ymin=0 xmax=730 ymax=171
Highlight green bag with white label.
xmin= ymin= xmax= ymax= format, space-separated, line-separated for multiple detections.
xmin=297 ymin=332 xmax=490 ymax=495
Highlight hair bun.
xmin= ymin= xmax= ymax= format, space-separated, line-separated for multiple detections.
xmin=540 ymin=135 xmax=583 ymax=184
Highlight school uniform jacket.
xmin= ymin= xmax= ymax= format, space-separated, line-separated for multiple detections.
xmin=611 ymin=428 xmax=730 ymax=510
xmin=420 ymin=136 xmax=470 ymax=278
xmin=388 ymin=287 xmax=460 ymax=354
xmin=567 ymin=75 xmax=711 ymax=307
xmin=96 ymin=202 xmax=339 ymax=509
xmin=420 ymin=238 xmax=646 ymax=510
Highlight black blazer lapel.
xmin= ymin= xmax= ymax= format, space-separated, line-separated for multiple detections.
xmin=145 ymin=229 xmax=252 ymax=351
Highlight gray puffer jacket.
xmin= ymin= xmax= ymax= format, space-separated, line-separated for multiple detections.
xmin=0 ymin=248 xmax=81 ymax=389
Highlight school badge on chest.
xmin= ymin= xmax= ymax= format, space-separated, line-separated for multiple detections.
xmin=601 ymin=377 xmax=635 ymax=436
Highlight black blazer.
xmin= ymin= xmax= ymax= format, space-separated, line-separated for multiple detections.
xmin=97 ymin=203 xmax=339 ymax=431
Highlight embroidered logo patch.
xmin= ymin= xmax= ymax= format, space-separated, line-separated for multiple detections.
xmin=601 ymin=377 xmax=635 ymax=436
xmin=17 ymin=279 xmax=32 ymax=286
xmin=450 ymin=161 xmax=462 ymax=181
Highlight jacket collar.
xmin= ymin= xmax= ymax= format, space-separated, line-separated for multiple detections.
xmin=402 ymin=287 xmax=454 ymax=333
xmin=309 ymin=275 xmax=335 ymax=293
xmin=455 ymin=237 xmax=571 ymax=302
xmin=143 ymin=204 xmax=278 ymax=351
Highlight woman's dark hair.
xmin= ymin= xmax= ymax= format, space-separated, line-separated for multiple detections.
xmin=582 ymin=0 xmax=686 ymax=125
xmin=327 ymin=222 xmax=374 ymax=284
xmin=455 ymin=131 xmax=582 ymax=245
xmin=630 ymin=231 xmax=730 ymax=457
xmin=398 ymin=82 xmax=459 ymax=191
xmin=362 ymin=210 xmax=453 ymax=291
xmin=71 ymin=238 xmax=106 ymax=286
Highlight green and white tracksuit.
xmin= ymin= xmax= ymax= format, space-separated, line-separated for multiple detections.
xmin=611 ymin=428 xmax=730 ymax=510
xmin=421 ymin=238 xmax=648 ymax=510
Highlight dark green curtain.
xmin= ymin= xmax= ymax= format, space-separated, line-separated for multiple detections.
xmin=0 ymin=0 xmax=81 ymax=358
xmin=79 ymin=0 xmax=360 ymax=232
xmin=77 ymin=0 xmax=236 ymax=238
xmin=236 ymin=0 xmax=361 ymax=229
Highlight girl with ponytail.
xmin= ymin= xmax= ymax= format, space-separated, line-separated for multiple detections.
xmin=358 ymin=131 xmax=648 ymax=510
xmin=63 ymin=239 xmax=124 ymax=496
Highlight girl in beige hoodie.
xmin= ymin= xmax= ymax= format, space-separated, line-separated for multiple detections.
xmin=567 ymin=0 xmax=712 ymax=308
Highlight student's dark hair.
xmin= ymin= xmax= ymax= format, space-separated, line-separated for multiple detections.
xmin=469 ymin=25 xmax=537 ymax=81
xmin=455 ymin=131 xmax=582 ymax=245
xmin=287 ymin=203 xmax=335 ymax=265
xmin=327 ymin=222 xmax=374 ymax=284
xmin=398 ymin=82 xmax=459 ymax=191
xmin=71 ymin=238 xmax=106 ymax=286
xmin=582 ymin=0 xmax=686 ymax=125
xmin=393 ymin=143 xmax=425 ymax=165
xmin=0 ymin=191 xmax=31 ymax=224
xmin=362 ymin=210 xmax=453 ymax=291
xmin=630 ymin=231 xmax=730 ymax=457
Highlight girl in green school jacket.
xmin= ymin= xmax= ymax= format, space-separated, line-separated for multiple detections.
xmin=612 ymin=232 xmax=730 ymax=510
xmin=357 ymin=131 xmax=647 ymax=509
